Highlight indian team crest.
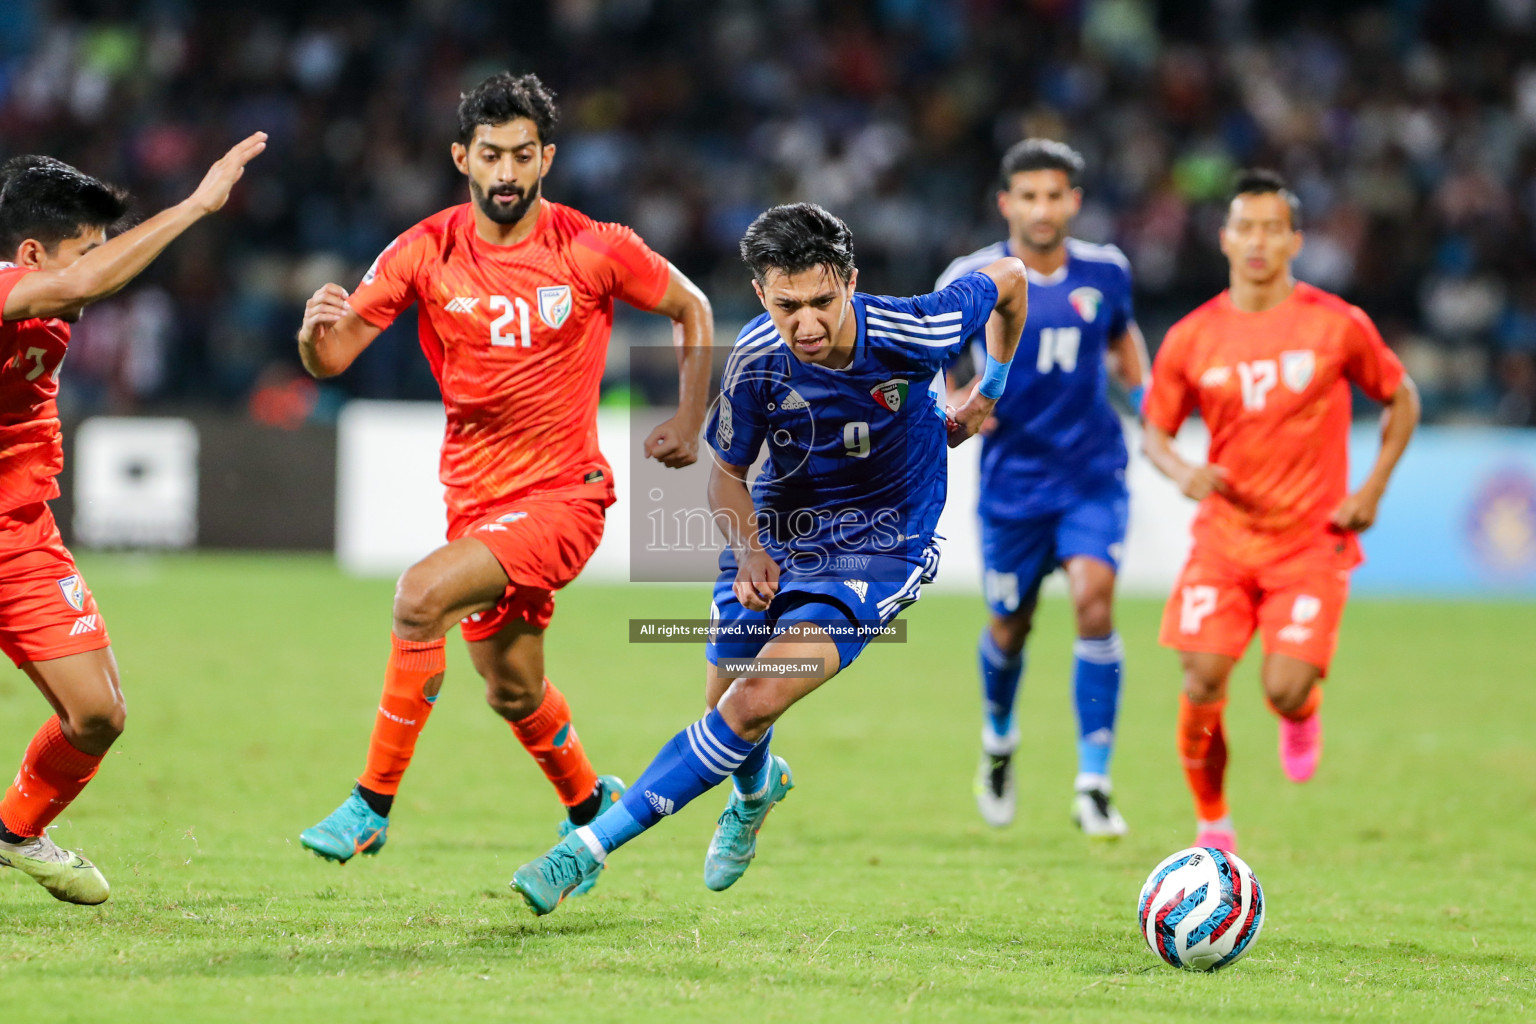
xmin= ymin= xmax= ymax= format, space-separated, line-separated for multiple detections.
xmin=537 ymin=285 xmax=573 ymax=329
xmin=1281 ymin=350 xmax=1315 ymax=392
xmin=57 ymin=574 xmax=85 ymax=612
xmin=870 ymin=378 xmax=909 ymax=412
xmin=1068 ymin=287 xmax=1103 ymax=323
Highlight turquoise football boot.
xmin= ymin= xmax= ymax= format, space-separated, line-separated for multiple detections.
xmin=511 ymin=833 xmax=603 ymax=916
xmin=300 ymin=787 xmax=388 ymax=863
xmin=703 ymin=755 xmax=794 ymax=892
xmin=556 ymin=774 xmax=625 ymax=896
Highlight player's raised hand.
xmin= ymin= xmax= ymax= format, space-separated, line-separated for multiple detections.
xmin=1330 ymin=486 xmax=1382 ymax=532
xmin=298 ymin=284 xmax=351 ymax=345
xmin=1178 ymin=463 xmax=1230 ymax=501
xmin=645 ymin=415 xmax=701 ymax=469
xmin=734 ymin=549 xmax=780 ymax=611
xmin=185 ymin=132 xmax=268 ymax=215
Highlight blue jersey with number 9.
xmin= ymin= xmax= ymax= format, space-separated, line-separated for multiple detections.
xmin=706 ymin=272 xmax=997 ymax=578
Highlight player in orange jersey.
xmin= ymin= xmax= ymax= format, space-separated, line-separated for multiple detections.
xmin=0 ymin=137 xmax=267 ymax=904
xmin=295 ymin=73 xmax=712 ymax=883
xmin=1142 ymin=170 xmax=1420 ymax=854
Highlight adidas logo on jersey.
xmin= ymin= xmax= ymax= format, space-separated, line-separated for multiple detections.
xmin=444 ymin=297 xmax=480 ymax=313
xmin=68 ymin=615 xmax=99 ymax=636
xmin=843 ymin=579 xmax=869 ymax=601
xmin=781 ymin=389 xmax=808 ymax=410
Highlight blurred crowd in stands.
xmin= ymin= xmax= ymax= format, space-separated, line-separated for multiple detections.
xmin=2 ymin=0 xmax=1536 ymax=424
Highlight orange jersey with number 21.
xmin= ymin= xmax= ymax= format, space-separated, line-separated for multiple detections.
xmin=348 ymin=201 xmax=670 ymax=530
xmin=1144 ymin=281 xmax=1405 ymax=568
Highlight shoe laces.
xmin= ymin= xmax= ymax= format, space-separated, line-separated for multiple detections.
xmin=6 ymin=833 xmax=70 ymax=864
xmin=329 ymin=796 xmax=380 ymax=835
xmin=714 ymin=798 xmax=758 ymax=848
xmin=541 ymin=844 xmax=587 ymax=888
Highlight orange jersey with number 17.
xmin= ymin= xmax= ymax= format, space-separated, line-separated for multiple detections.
xmin=348 ymin=201 xmax=670 ymax=531
xmin=1143 ymin=281 xmax=1405 ymax=568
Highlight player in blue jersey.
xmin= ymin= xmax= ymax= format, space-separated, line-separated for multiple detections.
xmin=938 ymin=139 xmax=1149 ymax=838
xmin=510 ymin=202 xmax=1028 ymax=914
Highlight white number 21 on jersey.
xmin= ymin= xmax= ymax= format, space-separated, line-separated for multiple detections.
xmin=489 ymin=295 xmax=531 ymax=348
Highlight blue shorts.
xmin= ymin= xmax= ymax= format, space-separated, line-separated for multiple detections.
xmin=980 ymin=484 xmax=1128 ymax=615
xmin=706 ymin=553 xmax=932 ymax=674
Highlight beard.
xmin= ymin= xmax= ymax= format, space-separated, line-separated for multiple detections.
xmin=471 ymin=178 xmax=540 ymax=225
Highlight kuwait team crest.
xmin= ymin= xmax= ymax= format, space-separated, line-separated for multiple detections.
xmin=537 ymin=285 xmax=573 ymax=329
xmin=57 ymin=574 xmax=85 ymax=612
xmin=870 ymin=378 xmax=909 ymax=412
xmin=1068 ymin=286 xmax=1102 ymax=323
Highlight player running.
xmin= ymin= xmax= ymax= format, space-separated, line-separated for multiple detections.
xmin=0 ymin=137 xmax=266 ymax=903
xmin=510 ymin=202 xmax=1028 ymax=915
xmin=296 ymin=73 xmax=712 ymax=880
xmin=1142 ymin=170 xmax=1419 ymax=854
xmin=939 ymin=139 xmax=1149 ymax=837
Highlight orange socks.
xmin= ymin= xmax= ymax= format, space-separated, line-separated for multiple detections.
xmin=358 ymin=633 xmax=446 ymax=797
xmin=510 ymin=680 xmax=597 ymax=807
xmin=1178 ymin=694 xmax=1229 ymax=823
xmin=0 ymin=716 xmax=104 ymax=838
xmin=1267 ymin=685 xmax=1322 ymax=722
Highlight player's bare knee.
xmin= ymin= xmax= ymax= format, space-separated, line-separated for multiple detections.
xmin=1262 ymin=667 xmax=1317 ymax=715
xmin=990 ymin=615 xmax=1031 ymax=655
xmin=484 ymin=672 xmax=542 ymax=721
xmin=1181 ymin=664 xmax=1228 ymax=704
xmin=1073 ymin=592 xmax=1114 ymax=638
xmin=63 ymin=696 xmax=125 ymax=751
xmin=723 ymin=676 xmax=784 ymax=738
xmin=392 ymin=567 xmax=449 ymax=640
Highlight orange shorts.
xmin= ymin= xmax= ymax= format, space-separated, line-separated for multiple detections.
xmin=450 ymin=493 xmax=608 ymax=641
xmin=1158 ymin=535 xmax=1353 ymax=675
xmin=0 ymin=503 xmax=109 ymax=667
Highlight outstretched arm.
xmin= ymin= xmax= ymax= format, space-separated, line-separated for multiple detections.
xmin=643 ymin=265 xmax=714 ymax=469
xmin=1331 ymin=376 xmax=1420 ymax=531
xmin=296 ymin=284 xmax=383 ymax=378
xmin=709 ymin=459 xmax=778 ymax=611
xmin=946 ymin=257 xmax=1027 ymax=446
xmin=3 ymin=133 xmax=267 ymax=322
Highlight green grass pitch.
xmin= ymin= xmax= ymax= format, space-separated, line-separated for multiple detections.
xmin=0 ymin=554 xmax=1531 ymax=1022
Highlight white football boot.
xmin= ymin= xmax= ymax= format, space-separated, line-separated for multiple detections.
xmin=0 ymin=832 xmax=110 ymax=905
xmin=1071 ymin=774 xmax=1128 ymax=839
xmin=974 ymin=726 xmax=1020 ymax=827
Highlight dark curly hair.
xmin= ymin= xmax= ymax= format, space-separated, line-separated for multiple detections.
xmin=739 ymin=203 xmax=856 ymax=285
xmin=456 ymin=72 xmax=559 ymax=146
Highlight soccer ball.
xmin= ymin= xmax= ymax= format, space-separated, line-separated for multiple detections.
xmin=1137 ymin=847 xmax=1265 ymax=971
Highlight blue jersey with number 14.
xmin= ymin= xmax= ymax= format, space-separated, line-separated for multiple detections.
xmin=937 ymin=238 xmax=1136 ymax=520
